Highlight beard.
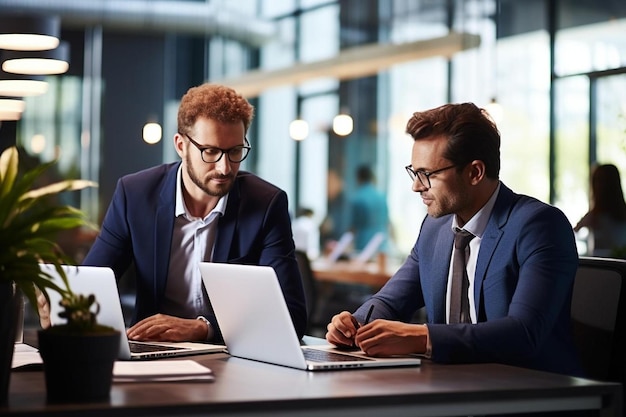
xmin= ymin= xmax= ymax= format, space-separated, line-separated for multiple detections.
xmin=185 ymin=153 xmax=234 ymax=198
xmin=425 ymin=178 xmax=469 ymax=219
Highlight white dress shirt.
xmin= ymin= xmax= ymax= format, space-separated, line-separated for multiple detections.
xmin=161 ymin=164 xmax=228 ymax=318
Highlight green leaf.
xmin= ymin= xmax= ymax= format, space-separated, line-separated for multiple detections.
xmin=0 ymin=146 xmax=98 ymax=321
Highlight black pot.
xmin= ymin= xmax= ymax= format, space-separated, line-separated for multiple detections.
xmin=38 ymin=329 xmax=120 ymax=403
xmin=0 ymin=282 xmax=20 ymax=405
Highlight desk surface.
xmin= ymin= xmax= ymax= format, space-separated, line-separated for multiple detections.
xmin=3 ymin=347 xmax=622 ymax=417
xmin=312 ymin=259 xmax=395 ymax=289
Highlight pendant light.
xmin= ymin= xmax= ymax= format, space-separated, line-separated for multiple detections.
xmin=2 ymin=41 xmax=69 ymax=75
xmin=0 ymin=69 xmax=48 ymax=97
xmin=0 ymin=15 xmax=60 ymax=51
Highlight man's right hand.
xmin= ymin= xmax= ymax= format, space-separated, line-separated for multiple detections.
xmin=326 ymin=311 xmax=361 ymax=348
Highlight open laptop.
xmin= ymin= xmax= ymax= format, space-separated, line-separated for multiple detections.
xmin=41 ymin=264 xmax=225 ymax=360
xmin=199 ymin=262 xmax=421 ymax=371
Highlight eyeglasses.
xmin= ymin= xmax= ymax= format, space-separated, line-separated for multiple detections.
xmin=185 ymin=134 xmax=251 ymax=163
xmin=405 ymin=164 xmax=456 ymax=189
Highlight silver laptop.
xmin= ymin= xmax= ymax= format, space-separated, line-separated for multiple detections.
xmin=42 ymin=264 xmax=225 ymax=360
xmin=199 ymin=262 xmax=421 ymax=371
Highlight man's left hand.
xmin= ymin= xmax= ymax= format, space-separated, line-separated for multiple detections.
xmin=354 ymin=319 xmax=428 ymax=356
xmin=127 ymin=314 xmax=211 ymax=342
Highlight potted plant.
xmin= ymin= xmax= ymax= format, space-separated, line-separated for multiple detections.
xmin=0 ymin=145 xmax=107 ymax=404
xmin=38 ymin=290 xmax=119 ymax=403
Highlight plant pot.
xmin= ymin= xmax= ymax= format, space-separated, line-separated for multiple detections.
xmin=0 ymin=281 xmax=20 ymax=405
xmin=38 ymin=329 xmax=120 ymax=403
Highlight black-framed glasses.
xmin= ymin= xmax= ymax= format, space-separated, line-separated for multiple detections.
xmin=184 ymin=134 xmax=251 ymax=163
xmin=405 ymin=164 xmax=456 ymax=189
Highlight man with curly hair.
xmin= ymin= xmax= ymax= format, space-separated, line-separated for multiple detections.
xmin=82 ymin=83 xmax=307 ymax=343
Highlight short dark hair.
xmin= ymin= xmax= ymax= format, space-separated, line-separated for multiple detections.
xmin=405 ymin=103 xmax=500 ymax=179
xmin=356 ymin=165 xmax=374 ymax=184
xmin=177 ymin=83 xmax=255 ymax=136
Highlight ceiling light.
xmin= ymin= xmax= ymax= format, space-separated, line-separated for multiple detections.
xmin=0 ymin=15 xmax=60 ymax=51
xmin=143 ymin=122 xmax=162 ymax=144
xmin=2 ymin=41 xmax=69 ymax=75
xmin=0 ymin=70 xmax=48 ymax=97
xmin=332 ymin=114 xmax=353 ymax=136
xmin=0 ymin=110 xmax=22 ymax=121
xmin=0 ymin=99 xmax=26 ymax=113
xmin=289 ymin=119 xmax=309 ymax=141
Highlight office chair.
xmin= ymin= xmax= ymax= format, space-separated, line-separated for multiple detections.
xmin=570 ymin=256 xmax=626 ymax=384
xmin=294 ymin=250 xmax=319 ymax=334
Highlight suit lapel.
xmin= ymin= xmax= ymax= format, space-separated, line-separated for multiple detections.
xmin=430 ymin=222 xmax=455 ymax=323
xmin=473 ymin=184 xmax=515 ymax=319
xmin=154 ymin=163 xmax=179 ymax=302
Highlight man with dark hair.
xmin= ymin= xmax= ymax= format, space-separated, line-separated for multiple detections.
xmin=326 ymin=103 xmax=583 ymax=377
xmin=80 ymin=83 xmax=307 ymax=343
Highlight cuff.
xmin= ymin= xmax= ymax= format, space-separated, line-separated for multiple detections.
xmin=196 ymin=316 xmax=213 ymax=341
xmin=423 ymin=324 xmax=432 ymax=358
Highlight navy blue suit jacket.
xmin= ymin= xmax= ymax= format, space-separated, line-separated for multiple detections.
xmin=354 ymin=183 xmax=583 ymax=376
xmin=83 ymin=162 xmax=307 ymax=341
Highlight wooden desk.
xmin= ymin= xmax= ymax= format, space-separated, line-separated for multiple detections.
xmin=312 ymin=259 xmax=394 ymax=289
xmin=3 ymin=345 xmax=622 ymax=416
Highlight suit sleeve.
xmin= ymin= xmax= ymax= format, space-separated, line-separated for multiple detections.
xmin=82 ymin=178 xmax=134 ymax=277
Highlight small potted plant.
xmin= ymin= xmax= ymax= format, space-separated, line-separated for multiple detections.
xmin=38 ymin=290 xmax=120 ymax=403
xmin=0 ymin=145 xmax=104 ymax=404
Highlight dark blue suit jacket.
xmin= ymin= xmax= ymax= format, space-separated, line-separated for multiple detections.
xmin=354 ymin=184 xmax=583 ymax=376
xmin=83 ymin=162 xmax=307 ymax=341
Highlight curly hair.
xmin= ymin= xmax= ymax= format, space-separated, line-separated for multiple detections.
xmin=177 ymin=83 xmax=255 ymax=136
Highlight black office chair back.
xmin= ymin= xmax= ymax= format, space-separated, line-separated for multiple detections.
xmin=294 ymin=250 xmax=318 ymax=329
xmin=570 ymin=256 xmax=626 ymax=383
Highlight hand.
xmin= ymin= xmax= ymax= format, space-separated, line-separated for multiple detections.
xmin=354 ymin=320 xmax=428 ymax=357
xmin=36 ymin=289 xmax=51 ymax=329
xmin=127 ymin=314 xmax=211 ymax=342
xmin=325 ymin=311 xmax=361 ymax=348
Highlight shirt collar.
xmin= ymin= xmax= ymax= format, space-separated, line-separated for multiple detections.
xmin=175 ymin=163 xmax=229 ymax=220
xmin=452 ymin=182 xmax=501 ymax=238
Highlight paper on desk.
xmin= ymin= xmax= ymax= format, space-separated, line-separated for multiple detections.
xmin=113 ymin=359 xmax=214 ymax=382
xmin=11 ymin=343 xmax=43 ymax=369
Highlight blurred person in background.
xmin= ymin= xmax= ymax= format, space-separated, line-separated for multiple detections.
xmin=574 ymin=163 xmax=626 ymax=258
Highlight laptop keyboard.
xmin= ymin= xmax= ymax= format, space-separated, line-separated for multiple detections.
xmin=129 ymin=341 xmax=185 ymax=353
xmin=303 ymin=348 xmax=372 ymax=362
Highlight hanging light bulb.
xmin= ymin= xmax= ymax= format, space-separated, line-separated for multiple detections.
xmin=289 ymin=119 xmax=309 ymax=141
xmin=484 ymin=97 xmax=503 ymax=124
xmin=332 ymin=113 xmax=353 ymax=136
xmin=30 ymin=134 xmax=47 ymax=154
xmin=143 ymin=122 xmax=162 ymax=144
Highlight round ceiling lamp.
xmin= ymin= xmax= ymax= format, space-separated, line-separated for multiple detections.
xmin=0 ymin=110 xmax=22 ymax=121
xmin=2 ymin=41 xmax=69 ymax=75
xmin=332 ymin=113 xmax=353 ymax=136
xmin=0 ymin=69 xmax=48 ymax=97
xmin=0 ymin=15 xmax=60 ymax=51
xmin=289 ymin=119 xmax=309 ymax=141
xmin=0 ymin=98 xmax=26 ymax=113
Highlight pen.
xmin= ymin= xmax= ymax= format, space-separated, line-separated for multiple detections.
xmin=364 ymin=304 xmax=375 ymax=325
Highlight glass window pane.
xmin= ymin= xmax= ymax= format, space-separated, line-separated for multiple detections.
xmin=596 ymin=74 xmax=626 ymax=176
xmin=555 ymin=19 xmax=626 ymax=76
xmin=553 ymin=76 xmax=590 ymax=250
